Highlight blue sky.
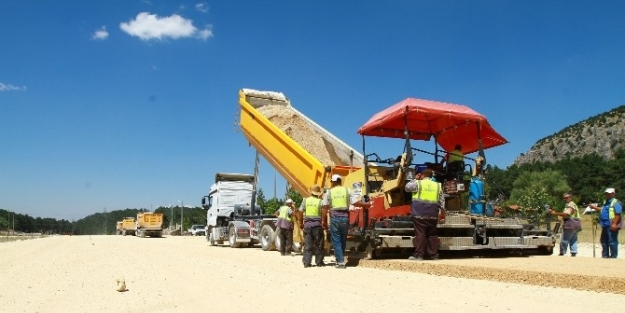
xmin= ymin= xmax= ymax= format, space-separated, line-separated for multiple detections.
xmin=1 ymin=1 xmax=624 ymax=220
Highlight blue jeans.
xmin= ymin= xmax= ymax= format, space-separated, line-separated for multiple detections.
xmin=330 ymin=216 xmax=348 ymax=264
xmin=600 ymin=227 xmax=620 ymax=258
xmin=560 ymin=229 xmax=578 ymax=255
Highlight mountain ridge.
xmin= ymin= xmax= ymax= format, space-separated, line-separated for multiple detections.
xmin=513 ymin=105 xmax=625 ymax=166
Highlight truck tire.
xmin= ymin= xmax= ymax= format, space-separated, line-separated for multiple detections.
xmin=293 ymin=242 xmax=302 ymax=253
xmin=207 ymin=227 xmax=217 ymax=246
xmin=260 ymin=225 xmax=276 ymax=251
xmin=274 ymin=229 xmax=301 ymax=253
xmin=228 ymin=227 xmax=242 ymax=248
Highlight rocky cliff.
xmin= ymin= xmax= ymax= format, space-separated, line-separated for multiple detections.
xmin=513 ymin=105 xmax=625 ymax=165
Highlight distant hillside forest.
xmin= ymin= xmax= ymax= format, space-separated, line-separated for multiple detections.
xmin=0 ymin=187 xmax=300 ymax=235
xmin=485 ymin=148 xmax=625 ymax=211
xmin=2 ymin=149 xmax=624 ymax=235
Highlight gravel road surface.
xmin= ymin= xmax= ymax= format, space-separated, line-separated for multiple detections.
xmin=1 ymin=235 xmax=623 ymax=313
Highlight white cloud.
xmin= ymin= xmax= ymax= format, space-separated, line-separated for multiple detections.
xmin=92 ymin=26 xmax=109 ymax=40
xmin=120 ymin=12 xmax=212 ymax=41
xmin=0 ymin=83 xmax=26 ymax=91
xmin=197 ymin=26 xmax=213 ymax=40
xmin=196 ymin=3 xmax=209 ymax=13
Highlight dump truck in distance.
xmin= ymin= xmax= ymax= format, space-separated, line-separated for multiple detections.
xmin=136 ymin=212 xmax=163 ymax=238
xmin=115 ymin=217 xmax=137 ymax=236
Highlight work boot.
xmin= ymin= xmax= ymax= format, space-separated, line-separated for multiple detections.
xmin=335 ymin=264 xmax=346 ymax=269
xmin=316 ymin=262 xmax=326 ymax=267
xmin=304 ymin=264 xmax=312 ymax=268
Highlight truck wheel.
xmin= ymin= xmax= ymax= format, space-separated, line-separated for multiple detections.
xmin=207 ymin=227 xmax=217 ymax=246
xmin=228 ymin=227 xmax=242 ymax=248
xmin=274 ymin=227 xmax=282 ymax=252
xmin=293 ymin=242 xmax=302 ymax=253
xmin=260 ymin=225 xmax=276 ymax=251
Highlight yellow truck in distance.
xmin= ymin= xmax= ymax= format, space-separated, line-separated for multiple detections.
xmin=136 ymin=212 xmax=163 ymax=238
xmin=115 ymin=217 xmax=137 ymax=236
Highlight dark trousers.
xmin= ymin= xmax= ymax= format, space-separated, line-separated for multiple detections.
xmin=303 ymin=226 xmax=324 ymax=265
xmin=412 ymin=217 xmax=439 ymax=259
xmin=279 ymin=227 xmax=293 ymax=254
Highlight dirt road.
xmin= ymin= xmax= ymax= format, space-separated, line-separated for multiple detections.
xmin=1 ymin=235 xmax=623 ymax=313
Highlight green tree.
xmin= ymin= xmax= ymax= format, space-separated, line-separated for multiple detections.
xmin=509 ymin=170 xmax=570 ymax=226
xmin=264 ymin=198 xmax=282 ymax=215
xmin=510 ymin=169 xmax=570 ymax=209
xmin=0 ymin=215 xmax=7 ymax=231
xmin=286 ymin=186 xmax=303 ymax=207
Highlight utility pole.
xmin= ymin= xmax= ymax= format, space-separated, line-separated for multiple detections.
xmin=178 ymin=200 xmax=184 ymax=233
xmin=169 ymin=204 xmax=173 ymax=231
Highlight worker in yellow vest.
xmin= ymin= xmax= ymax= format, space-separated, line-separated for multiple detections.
xmin=274 ymin=199 xmax=295 ymax=256
xmin=297 ymin=185 xmax=325 ymax=268
xmin=404 ymin=168 xmax=444 ymax=261
xmin=549 ymin=193 xmax=580 ymax=256
xmin=322 ymin=174 xmax=371 ymax=269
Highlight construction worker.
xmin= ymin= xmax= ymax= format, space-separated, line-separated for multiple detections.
xmin=275 ymin=199 xmax=295 ymax=256
xmin=322 ymin=174 xmax=371 ymax=269
xmin=445 ymin=144 xmax=464 ymax=164
xmin=588 ymin=188 xmax=623 ymax=258
xmin=297 ymin=185 xmax=325 ymax=268
xmin=404 ymin=168 xmax=444 ymax=261
xmin=549 ymin=193 xmax=580 ymax=256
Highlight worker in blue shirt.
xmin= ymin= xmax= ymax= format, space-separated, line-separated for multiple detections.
xmin=588 ymin=187 xmax=623 ymax=258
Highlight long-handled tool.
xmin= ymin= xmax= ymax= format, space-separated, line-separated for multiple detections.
xmin=592 ymin=219 xmax=597 ymax=258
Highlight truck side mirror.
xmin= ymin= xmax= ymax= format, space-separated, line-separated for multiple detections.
xmin=201 ymin=196 xmax=211 ymax=210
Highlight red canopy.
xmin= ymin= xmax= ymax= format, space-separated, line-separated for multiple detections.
xmin=357 ymin=98 xmax=508 ymax=154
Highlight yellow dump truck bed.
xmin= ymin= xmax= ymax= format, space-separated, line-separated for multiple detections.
xmin=136 ymin=212 xmax=163 ymax=230
xmin=121 ymin=218 xmax=136 ymax=230
xmin=238 ymin=89 xmax=363 ymax=195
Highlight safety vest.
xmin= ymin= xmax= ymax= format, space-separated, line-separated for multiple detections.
xmin=329 ymin=187 xmax=349 ymax=210
xmin=449 ymin=149 xmax=464 ymax=163
xmin=608 ymin=198 xmax=619 ymax=220
xmin=567 ymin=201 xmax=580 ymax=219
xmin=412 ymin=179 xmax=440 ymax=203
xmin=303 ymin=197 xmax=322 ymax=218
xmin=278 ymin=205 xmax=292 ymax=222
